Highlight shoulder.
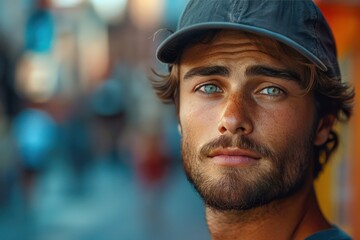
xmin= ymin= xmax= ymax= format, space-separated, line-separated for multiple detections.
xmin=305 ymin=226 xmax=352 ymax=240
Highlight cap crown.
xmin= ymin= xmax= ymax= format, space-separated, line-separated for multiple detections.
xmin=157 ymin=0 xmax=340 ymax=78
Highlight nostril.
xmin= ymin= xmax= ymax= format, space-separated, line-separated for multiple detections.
xmin=239 ymin=126 xmax=246 ymax=132
xmin=218 ymin=125 xmax=227 ymax=134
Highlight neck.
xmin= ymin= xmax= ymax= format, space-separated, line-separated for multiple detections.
xmin=206 ymin=183 xmax=331 ymax=240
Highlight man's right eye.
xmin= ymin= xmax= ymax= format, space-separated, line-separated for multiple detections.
xmin=196 ymin=84 xmax=223 ymax=94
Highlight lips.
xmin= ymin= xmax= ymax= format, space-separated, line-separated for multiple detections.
xmin=208 ymin=148 xmax=261 ymax=166
xmin=209 ymin=148 xmax=261 ymax=159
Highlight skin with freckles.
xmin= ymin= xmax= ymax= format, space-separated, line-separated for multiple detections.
xmin=178 ymin=30 xmax=334 ymax=239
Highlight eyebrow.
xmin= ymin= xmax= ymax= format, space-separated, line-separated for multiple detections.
xmin=182 ymin=64 xmax=301 ymax=83
xmin=183 ymin=65 xmax=230 ymax=80
xmin=245 ymin=65 xmax=301 ymax=82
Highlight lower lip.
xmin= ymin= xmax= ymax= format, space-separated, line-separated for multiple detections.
xmin=212 ymin=155 xmax=258 ymax=166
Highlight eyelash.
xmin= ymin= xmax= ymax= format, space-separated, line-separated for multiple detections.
xmin=194 ymin=83 xmax=286 ymax=99
xmin=195 ymin=83 xmax=223 ymax=95
xmin=258 ymin=86 xmax=286 ymax=97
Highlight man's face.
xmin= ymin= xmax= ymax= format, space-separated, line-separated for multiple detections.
xmin=178 ymin=30 xmax=319 ymax=211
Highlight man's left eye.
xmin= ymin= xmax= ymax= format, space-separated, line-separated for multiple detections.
xmin=259 ymin=86 xmax=284 ymax=96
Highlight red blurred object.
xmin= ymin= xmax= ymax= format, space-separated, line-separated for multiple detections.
xmin=317 ymin=3 xmax=360 ymax=56
xmin=38 ymin=0 xmax=51 ymax=9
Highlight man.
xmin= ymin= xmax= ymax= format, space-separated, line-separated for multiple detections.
xmin=152 ymin=0 xmax=354 ymax=239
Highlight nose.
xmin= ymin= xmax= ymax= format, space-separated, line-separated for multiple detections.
xmin=217 ymin=96 xmax=253 ymax=135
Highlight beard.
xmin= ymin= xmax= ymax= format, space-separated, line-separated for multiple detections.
xmin=181 ymin=130 xmax=315 ymax=211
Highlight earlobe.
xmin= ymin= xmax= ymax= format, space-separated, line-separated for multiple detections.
xmin=314 ymin=115 xmax=336 ymax=146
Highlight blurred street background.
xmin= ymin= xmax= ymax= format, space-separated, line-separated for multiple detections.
xmin=0 ymin=0 xmax=358 ymax=239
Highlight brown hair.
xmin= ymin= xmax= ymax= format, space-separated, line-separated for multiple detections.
xmin=151 ymin=30 xmax=355 ymax=178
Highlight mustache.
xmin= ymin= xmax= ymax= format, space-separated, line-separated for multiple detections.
xmin=199 ymin=135 xmax=275 ymax=159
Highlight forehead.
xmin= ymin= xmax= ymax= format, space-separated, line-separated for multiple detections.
xmin=202 ymin=30 xmax=277 ymax=48
xmin=179 ymin=29 xmax=301 ymax=71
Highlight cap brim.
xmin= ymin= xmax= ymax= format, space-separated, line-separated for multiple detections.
xmin=156 ymin=22 xmax=327 ymax=72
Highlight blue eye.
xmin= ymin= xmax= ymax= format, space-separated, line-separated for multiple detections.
xmin=259 ymin=87 xmax=284 ymax=96
xmin=198 ymin=84 xmax=222 ymax=94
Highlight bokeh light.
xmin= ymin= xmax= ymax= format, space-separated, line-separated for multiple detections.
xmin=51 ymin=0 xmax=85 ymax=8
xmin=15 ymin=53 xmax=59 ymax=103
xmin=90 ymin=0 xmax=128 ymax=24
xmin=129 ymin=0 xmax=165 ymax=30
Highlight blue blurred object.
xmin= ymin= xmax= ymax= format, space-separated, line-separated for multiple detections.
xmin=91 ymin=79 xmax=125 ymax=116
xmin=11 ymin=108 xmax=57 ymax=169
xmin=25 ymin=9 xmax=54 ymax=52
xmin=163 ymin=0 xmax=189 ymax=29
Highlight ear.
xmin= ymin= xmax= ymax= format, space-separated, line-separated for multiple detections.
xmin=178 ymin=123 xmax=182 ymax=136
xmin=313 ymin=115 xmax=336 ymax=146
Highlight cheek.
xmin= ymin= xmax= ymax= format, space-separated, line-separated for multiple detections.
xmin=256 ymin=101 xmax=315 ymax=146
xmin=179 ymin=99 xmax=219 ymax=143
